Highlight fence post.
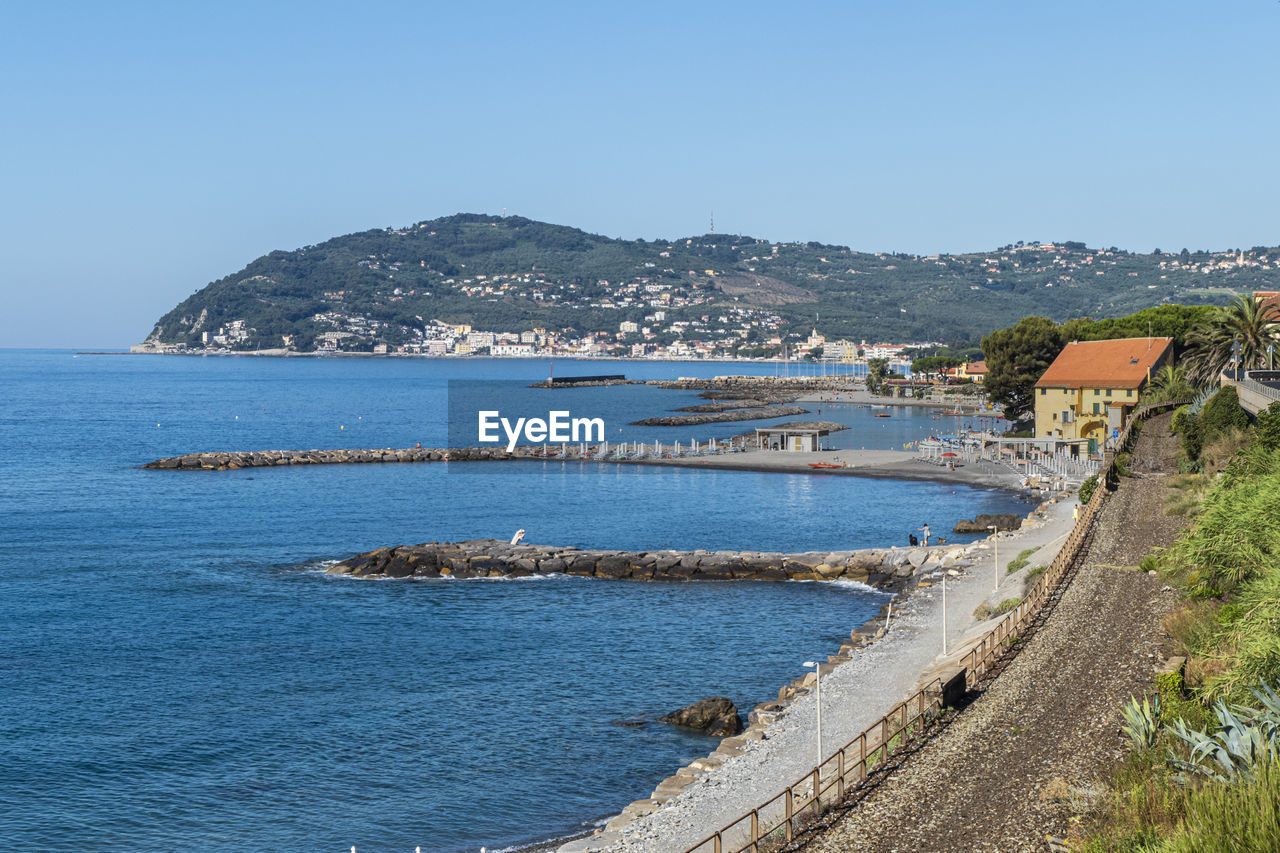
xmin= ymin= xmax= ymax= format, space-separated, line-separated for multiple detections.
xmin=751 ymin=810 xmax=759 ymax=850
xmin=838 ymin=749 xmax=845 ymax=798
xmin=785 ymin=789 xmax=794 ymax=841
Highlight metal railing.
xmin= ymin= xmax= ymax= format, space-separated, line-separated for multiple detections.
xmin=680 ymin=401 xmax=1179 ymax=853
xmin=1240 ymin=372 xmax=1280 ymax=403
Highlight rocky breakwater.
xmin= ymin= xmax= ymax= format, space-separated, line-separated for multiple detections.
xmin=326 ymin=538 xmax=958 ymax=592
xmin=528 ymin=376 xmax=639 ymax=389
xmin=631 ymin=405 xmax=810 ymax=427
xmin=648 ymin=376 xmax=845 ymax=393
xmin=143 ymin=446 xmax=527 ymax=471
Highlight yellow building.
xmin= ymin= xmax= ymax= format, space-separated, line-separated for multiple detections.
xmin=1034 ymin=337 xmax=1173 ymax=453
xmin=947 ymin=359 xmax=988 ymax=383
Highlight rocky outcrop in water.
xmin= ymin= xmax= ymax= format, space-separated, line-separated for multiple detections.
xmin=953 ymin=513 xmax=1023 ymax=533
xmin=660 ymin=697 xmax=743 ymax=736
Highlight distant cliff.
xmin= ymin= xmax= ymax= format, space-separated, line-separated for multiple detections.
xmin=143 ymin=213 xmax=1261 ymax=352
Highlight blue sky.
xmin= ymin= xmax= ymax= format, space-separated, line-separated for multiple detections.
xmin=2 ymin=1 xmax=1278 ymax=347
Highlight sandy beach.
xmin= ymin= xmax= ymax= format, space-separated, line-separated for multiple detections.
xmin=559 ymin=495 xmax=1081 ymax=853
xmin=618 ymin=447 xmax=1027 ymax=491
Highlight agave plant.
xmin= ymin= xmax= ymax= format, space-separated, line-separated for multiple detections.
xmin=1165 ymin=683 xmax=1280 ymax=783
xmin=1184 ymin=386 xmax=1216 ymax=417
xmin=1121 ymin=696 xmax=1161 ymax=751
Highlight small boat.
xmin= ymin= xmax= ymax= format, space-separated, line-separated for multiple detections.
xmin=874 ymin=413 xmax=892 ymax=418
xmin=808 ymin=462 xmax=843 ymax=469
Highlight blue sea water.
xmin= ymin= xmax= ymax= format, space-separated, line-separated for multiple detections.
xmin=0 ymin=351 xmax=1027 ymax=852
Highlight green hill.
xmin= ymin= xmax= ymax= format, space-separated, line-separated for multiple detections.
xmin=143 ymin=213 xmax=1277 ymax=353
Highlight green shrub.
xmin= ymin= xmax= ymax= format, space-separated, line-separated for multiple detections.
xmin=1257 ymin=401 xmax=1280 ymax=451
xmin=1080 ymin=473 xmax=1100 ymax=504
xmin=1007 ymin=546 xmax=1040 ymax=574
xmin=1200 ymin=386 xmax=1251 ymax=439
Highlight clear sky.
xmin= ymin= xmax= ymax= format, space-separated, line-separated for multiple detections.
xmin=2 ymin=1 xmax=1278 ymax=347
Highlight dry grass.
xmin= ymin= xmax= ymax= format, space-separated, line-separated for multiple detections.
xmin=1162 ymin=472 xmax=1208 ymax=517
xmin=1198 ymin=426 xmax=1251 ymax=478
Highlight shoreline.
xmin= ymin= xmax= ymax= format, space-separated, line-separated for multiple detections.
xmin=555 ymin=494 xmax=1081 ymax=853
xmin=144 ymin=446 xmax=1030 ymax=494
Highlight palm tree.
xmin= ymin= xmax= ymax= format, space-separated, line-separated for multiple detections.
xmin=1144 ymin=363 xmax=1192 ymax=403
xmin=1183 ymin=295 xmax=1280 ymax=385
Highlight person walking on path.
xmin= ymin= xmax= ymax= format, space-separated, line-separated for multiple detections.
xmin=917 ymin=523 xmax=931 ymax=547
xmin=1072 ymin=504 xmax=1080 ymax=522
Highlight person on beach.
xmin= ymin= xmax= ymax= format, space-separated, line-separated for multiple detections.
xmin=918 ymin=523 xmax=931 ymax=546
xmin=1072 ymin=504 xmax=1080 ymax=521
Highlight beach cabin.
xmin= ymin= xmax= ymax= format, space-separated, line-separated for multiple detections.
xmin=754 ymin=421 xmax=846 ymax=452
xmin=1034 ymin=337 xmax=1173 ymax=455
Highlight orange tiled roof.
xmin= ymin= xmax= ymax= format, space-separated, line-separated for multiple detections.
xmin=1257 ymin=291 xmax=1280 ymax=315
xmin=1035 ymin=337 xmax=1172 ymax=390
xmin=966 ymin=360 xmax=988 ymax=374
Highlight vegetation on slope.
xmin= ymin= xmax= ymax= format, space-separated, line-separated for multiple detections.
xmin=1081 ymin=402 xmax=1280 ymax=852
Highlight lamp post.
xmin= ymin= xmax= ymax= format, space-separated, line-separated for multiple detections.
xmin=988 ymin=524 xmax=999 ymax=593
xmin=803 ymin=660 xmax=822 ymax=770
xmin=942 ymin=572 xmax=948 ymax=654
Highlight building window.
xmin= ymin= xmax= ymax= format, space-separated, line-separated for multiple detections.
xmin=1127 ymin=389 xmax=1134 ymax=398
xmin=1094 ymin=388 xmax=1101 ymax=395
xmin=1040 ymin=388 xmax=1047 ymax=395
xmin=1092 ymin=402 xmax=1100 ymax=415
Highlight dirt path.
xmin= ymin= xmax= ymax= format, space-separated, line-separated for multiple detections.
xmin=801 ymin=414 xmax=1186 ymax=853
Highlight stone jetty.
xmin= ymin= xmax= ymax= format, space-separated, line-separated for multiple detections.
xmin=528 ymin=375 xmax=637 ymax=388
xmin=325 ymin=538 xmax=966 ymax=591
xmin=647 ymin=376 xmax=844 ymax=393
xmin=143 ymin=446 xmax=520 ymax=470
xmin=630 ymin=405 xmax=810 ymax=427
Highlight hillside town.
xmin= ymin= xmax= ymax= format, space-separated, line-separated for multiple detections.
xmin=135 ymin=311 xmax=934 ymax=375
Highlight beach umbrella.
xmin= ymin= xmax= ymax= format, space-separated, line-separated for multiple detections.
xmin=941 ymin=451 xmax=958 ymax=457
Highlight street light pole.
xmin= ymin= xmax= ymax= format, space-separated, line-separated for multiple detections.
xmin=803 ymin=660 xmax=822 ymax=770
xmin=942 ymin=573 xmax=948 ymax=654
xmin=988 ymin=524 xmax=999 ymax=592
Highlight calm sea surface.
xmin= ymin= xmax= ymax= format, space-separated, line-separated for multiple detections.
xmin=0 ymin=351 xmax=1026 ymax=852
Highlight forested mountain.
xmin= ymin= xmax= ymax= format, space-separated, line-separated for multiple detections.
xmin=144 ymin=213 xmax=1276 ymax=352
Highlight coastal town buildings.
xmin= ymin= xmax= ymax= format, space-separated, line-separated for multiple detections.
xmin=1033 ymin=336 xmax=1173 ymax=453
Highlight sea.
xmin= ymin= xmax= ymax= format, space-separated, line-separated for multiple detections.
xmin=0 ymin=351 xmax=1028 ymax=852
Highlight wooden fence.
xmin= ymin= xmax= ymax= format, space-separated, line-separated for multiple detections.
xmin=680 ymin=401 xmax=1181 ymax=853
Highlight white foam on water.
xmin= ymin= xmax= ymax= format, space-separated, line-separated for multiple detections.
xmin=785 ymin=577 xmax=889 ymax=595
